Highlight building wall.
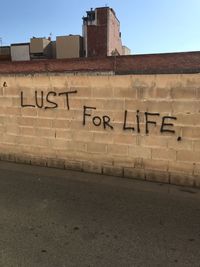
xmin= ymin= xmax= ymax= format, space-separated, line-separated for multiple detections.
xmin=86 ymin=8 xmax=108 ymax=57
xmin=30 ymin=38 xmax=51 ymax=59
xmin=11 ymin=44 xmax=30 ymax=61
xmin=51 ymin=41 xmax=57 ymax=59
xmin=107 ymin=9 xmax=122 ymax=56
xmin=0 ymin=46 xmax=11 ymax=61
xmin=56 ymin=35 xmax=83 ymax=59
xmin=30 ymin=38 xmax=45 ymax=54
xmin=31 ymin=38 xmax=51 ymax=53
xmin=122 ymin=46 xmax=131 ymax=56
xmin=84 ymin=7 xmax=123 ymax=57
xmin=0 ymin=73 xmax=200 ymax=187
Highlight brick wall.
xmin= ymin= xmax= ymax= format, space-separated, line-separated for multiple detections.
xmin=0 ymin=73 xmax=200 ymax=187
xmin=0 ymin=51 xmax=200 ymax=75
xmin=87 ymin=26 xmax=108 ymax=57
xmin=87 ymin=8 xmax=108 ymax=57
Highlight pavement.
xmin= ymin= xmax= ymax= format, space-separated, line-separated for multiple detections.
xmin=0 ymin=161 xmax=200 ymax=267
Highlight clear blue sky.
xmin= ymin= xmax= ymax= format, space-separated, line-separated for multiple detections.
xmin=1 ymin=0 xmax=199 ymax=54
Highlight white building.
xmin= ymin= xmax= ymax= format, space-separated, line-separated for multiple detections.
xmin=11 ymin=43 xmax=30 ymax=61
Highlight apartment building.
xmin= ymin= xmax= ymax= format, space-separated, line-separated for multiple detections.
xmin=0 ymin=6 xmax=130 ymax=62
xmin=82 ymin=7 xmax=123 ymax=57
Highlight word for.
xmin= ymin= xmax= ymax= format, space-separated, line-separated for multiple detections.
xmin=21 ymin=90 xmax=77 ymax=110
xmin=83 ymin=106 xmax=113 ymax=130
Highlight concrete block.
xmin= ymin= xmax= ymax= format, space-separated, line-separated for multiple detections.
xmin=52 ymin=119 xmax=70 ymax=129
xmin=55 ymin=130 xmax=73 ymax=140
xmin=168 ymin=161 xmax=194 ymax=174
xmin=93 ymin=132 xmax=113 ymax=144
xmin=87 ymin=142 xmax=107 ymax=154
xmin=73 ymin=131 xmax=93 ymax=142
xmin=146 ymin=170 xmax=169 ymax=184
xmin=152 ymin=148 xmax=176 ymax=161
xmin=124 ymin=167 xmax=145 ymax=180
xmin=182 ymin=127 xmax=200 ymax=139
xmin=171 ymin=87 xmax=196 ymax=99
xmin=74 ymin=87 xmax=92 ymax=97
xmin=144 ymin=159 xmax=168 ymax=171
xmin=108 ymin=144 xmax=128 ymax=155
xmin=142 ymin=87 xmax=171 ymax=99
xmin=102 ymin=165 xmax=123 ymax=177
xmin=47 ymin=158 xmax=65 ymax=169
xmin=15 ymin=155 xmax=31 ymax=165
xmin=103 ymin=99 xmax=125 ymax=111
xmin=113 ymin=87 xmax=136 ymax=99
xmin=128 ymin=146 xmax=151 ymax=159
xmin=21 ymin=108 xmax=37 ymax=117
xmin=175 ymin=114 xmax=199 ymax=126
xmin=0 ymin=153 xmax=16 ymax=162
xmin=5 ymin=107 xmax=21 ymax=116
xmin=31 ymin=157 xmax=47 ymax=167
xmin=139 ymin=135 xmax=168 ymax=148
xmin=170 ymin=173 xmax=195 ymax=187
xmin=92 ymin=87 xmax=113 ymax=98
xmin=145 ymin=100 xmax=172 ymax=113
xmin=177 ymin=150 xmax=200 ymax=163
xmin=168 ymin=138 xmax=192 ymax=151
xmin=17 ymin=117 xmax=36 ymax=127
xmin=82 ymin=161 xmax=102 ymax=174
xmin=114 ymin=133 xmax=137 ymax=145
xmin=172 ymin=101 xmax=197 ymax=114
xmin=36 ymin=118 xmax=52 ymax=128
xmin=65 ymin=160 xmax=83 ymax=172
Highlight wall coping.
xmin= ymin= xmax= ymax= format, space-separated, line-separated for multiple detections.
xmin=0 ymin=51 xmax=200 ymax=75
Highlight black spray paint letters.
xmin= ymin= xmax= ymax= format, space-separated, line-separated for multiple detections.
xmin=21 ymin=90 xmax=77 ymax=110
xmin=123 ymin=110 xmax=141 ymax=133
xmin=83 ymin=106 xmax=114 ymax=130
xmin=123 ymin=110 xmax=178 ymax=135
xmin=83 ymin=107 xmax=178 ymax=137
xmin=20 ymin=90 xmax=180 ymax=140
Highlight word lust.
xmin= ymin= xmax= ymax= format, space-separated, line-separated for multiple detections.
xmin=21 ymin=90 xmax=77 ymax=110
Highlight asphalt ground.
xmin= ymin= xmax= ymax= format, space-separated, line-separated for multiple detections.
xmin=0 ymin=161 xmax=200 ymax=267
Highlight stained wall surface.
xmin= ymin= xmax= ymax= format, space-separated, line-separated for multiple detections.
xmin=107 ymin=9 xmax=122 ymax=55
xmin=11 ymin=44 xmax=30 ymax=61
xmin=56 ymin=36 xmax=83 ymax=59
xmin=0 ymin=73 xmax=200 ymax=187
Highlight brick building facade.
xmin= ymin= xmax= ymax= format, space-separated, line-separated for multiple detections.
xmin=83 ymin=7 xmax=123 ymax=57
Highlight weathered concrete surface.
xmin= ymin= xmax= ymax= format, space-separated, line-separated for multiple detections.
xmin=0 ymin=161 xmax=200 ymax=267
xmin=1 ymin=73 xmax=200 ymax=187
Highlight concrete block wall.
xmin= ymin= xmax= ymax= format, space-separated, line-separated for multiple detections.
xmin=0 ymin=73 xmax=200 ymax=187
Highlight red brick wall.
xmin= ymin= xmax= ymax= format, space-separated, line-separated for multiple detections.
xmin=87 ymin=8 xmax=108 ymax=57
xmin=96 ymin=8 xmax=108 ymax=25
xmin=115 ymin=52 xmax=200 ymax=74
xmin=87 ymin=26 xmax=107 ymax=57
xmin=0 ymin=51 xmax=200 ymax=75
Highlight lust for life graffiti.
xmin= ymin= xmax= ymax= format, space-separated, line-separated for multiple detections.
xmin=20 ymin=89 xmax=181 ymax=141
